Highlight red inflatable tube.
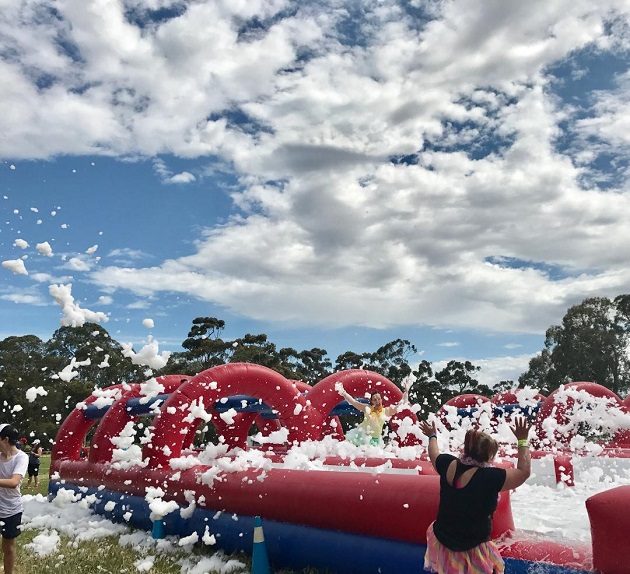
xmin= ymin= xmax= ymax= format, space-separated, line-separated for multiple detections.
xmin=55 ymin=461 xmax=514 ymax=545
xmin=586 ymin=485 xmax=630 ymax=574
xmin=304 ymin=370 xmax=403 ymax=440
xmin=499 ymin=539 xmax=592 ymax=570
xmin=51 ymin=385 xmax=123 ymax=469
xmin=145 ymin=364 xmax=316 ymax=467
xmin=553 ymin=454 xmax=575 ymax=487
xmin=89 ymin=375 xmax=189 ymax=464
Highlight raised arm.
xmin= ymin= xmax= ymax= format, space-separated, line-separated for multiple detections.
xmin=384 ymin=388 xmax=408 ymax=416
xmin=336 ymin=385 xmax=367 ymax=413
xmin=502 ymin=416 xmax=532 ymax=491
xmin=419 ymin=419 xmax=439 ymax=470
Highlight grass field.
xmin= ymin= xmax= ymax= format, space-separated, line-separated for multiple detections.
xmin=14 ymin=455 xmax=320 ymax=574
xmin=17 ymin=456 xmax=235 ymax=573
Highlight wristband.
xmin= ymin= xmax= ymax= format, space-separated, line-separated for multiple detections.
xmin=517 ymin=439 xmax=529 ymax=448
xmin=428 ymin=435 xmax=437 ymax=440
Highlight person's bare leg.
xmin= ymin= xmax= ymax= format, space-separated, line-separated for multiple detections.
xmin=34 ymin=475 xmax=39 ymax=488
xmin=3 ymin=537 xmax=16 ymax=574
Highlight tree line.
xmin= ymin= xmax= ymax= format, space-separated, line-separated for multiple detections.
xmin=1 ymin=295 xmax=629 ymax=442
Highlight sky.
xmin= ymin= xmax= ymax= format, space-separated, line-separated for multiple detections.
xmin=1 ymin=0 xmax=630 ymax=386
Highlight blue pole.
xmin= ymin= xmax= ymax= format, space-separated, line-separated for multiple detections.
xmin=151 ymin=519 xmax=165 ymax=539
xmin=251 ymin=516 xmax=271 ymax=574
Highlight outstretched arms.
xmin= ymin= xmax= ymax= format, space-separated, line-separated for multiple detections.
xmin=419 ymin=419 xmax=439 ymax=470
xmin=384 ymin=387 xmax=409 ymax=416
xmin=502 ymin=416 xmax=532 ymax=491
xmin=336 ymin=384 xmax=368 ymax=413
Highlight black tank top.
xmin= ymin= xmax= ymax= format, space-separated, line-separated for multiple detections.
xmin=432 ymin=454 xmax=507 ymax=551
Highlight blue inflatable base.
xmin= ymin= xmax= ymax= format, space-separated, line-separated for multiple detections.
xmin=49 ymin=481 xmax=593 ymax=574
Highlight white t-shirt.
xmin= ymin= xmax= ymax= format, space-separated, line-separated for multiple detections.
xmin=0 ymin=449 xmax=28 ymax=517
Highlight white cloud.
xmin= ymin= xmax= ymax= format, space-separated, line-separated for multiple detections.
xmin=437 ymin=342 xmax=460 ymax=348
xmin=126 ymin=300 xmax=151 ymax=310
xmin=107 ymin=248 xmax=151 ymax=265
xmin=0 ymin=292 xmax=47 ymax=306
xmin=98 ymin=295 xmax=114 ymax=305
xmin=30 ymin=272 xmax=73 ymax=283
xmin=66 ymin=257 xmax=93 ymax=272
xmin=167 ymin=171 xmax=196 ymax=184
xmin=3 ymin=1 xmax=630 ymax=337
xmin=152 ymin=159 xmax=196 ymax=184
xmin=433 ymin=353 xmax=534 ymax=388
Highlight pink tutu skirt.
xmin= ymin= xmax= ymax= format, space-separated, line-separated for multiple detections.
xmin=424 ymin=522 xmax=505 ymax=574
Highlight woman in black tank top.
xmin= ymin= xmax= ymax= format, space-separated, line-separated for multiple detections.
xmin=419 ymin=417 xmax=532 ymax=574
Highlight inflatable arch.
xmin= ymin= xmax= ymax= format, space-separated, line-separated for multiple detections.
xmin=52 ymin=366 xmax=625 ymax=573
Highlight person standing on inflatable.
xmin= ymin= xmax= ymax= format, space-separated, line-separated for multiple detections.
xmin=0 ymin=424 xmax=29 ymax=574
xmin=336 ymin=384 xmax=407 ymax=446
xmin=419 ymin=417 xmax=532 ymax=574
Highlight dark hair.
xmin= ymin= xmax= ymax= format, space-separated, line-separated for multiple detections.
xmin=0 ymin=425 xmax=20 ymax=446
xmin=463 ymin=429 xmax=498 ymax=463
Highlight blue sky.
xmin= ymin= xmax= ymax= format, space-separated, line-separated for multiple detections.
xmin=1 ymin=0 xmax=629 ymax=385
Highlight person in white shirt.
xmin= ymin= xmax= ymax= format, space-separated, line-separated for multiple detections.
xmin=0 ymin=424 xmax=29 ymax=574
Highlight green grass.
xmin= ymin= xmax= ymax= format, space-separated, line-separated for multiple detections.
xmin=15 ymin=455 xmax=322 ymax=573
xmin=15 ymin=531 xmax=190 ymax=574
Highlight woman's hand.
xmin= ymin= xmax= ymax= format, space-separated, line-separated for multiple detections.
xmin=335 ymin=382 xmax=348 ymax=398
xmin=419 ymin=419 xmax=437 ymax=437
xmin=509 ymin=416 xmax=532 ymax=441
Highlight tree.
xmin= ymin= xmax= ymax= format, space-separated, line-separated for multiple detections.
xmin=0 ymin=335 xmax=84 ymax=442
xmin=180 ymin=317 xmax=231 ymax=370
xmin=520 ymin=297 xmax=630 ymax=395
xmin=434 ymin=360 xmax=491 ymax=400
xmin=334 ymin=351 xmax=366 ymax=372
xmin=409 ymin=359 xmax=444 ymax=414
xmin=518 ymin=348 xmax=553 ymax=393
xmin=363 ymin=339 xmax=417 ymax=388
xmin=45 ymin=323 xmax=143 ymax=388
xmin=176 ymin=318 xmax=333 ymax=383
xmin=276 ymin=347 xmax=332 ymax=385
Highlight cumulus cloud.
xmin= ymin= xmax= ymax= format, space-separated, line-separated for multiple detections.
xmin=66 ymin=257 xmax=93 ymax=272
xmin=0 ymin=292 xmax=47 ymax=306
xmin=152 ymin=159 xmax=196 ymax=184
xmin=107 ymin=248 xmax=151 ymax=265
xmin=167 ymin=171 xmax=196 ymax=184
xmin=433 ymin=354 xmax=534 ymax=388
xmin=2 ymin=0 xmax=630 ymax=336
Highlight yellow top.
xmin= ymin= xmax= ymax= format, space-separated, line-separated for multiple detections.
xmin=359 ymin=406 xmax=396 ymax=438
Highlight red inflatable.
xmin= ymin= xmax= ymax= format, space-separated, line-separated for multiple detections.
xmin=586 ymin=485 xmax=630 ymax=574
xmin=535 ymin=382 xmax=622 ymax=446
